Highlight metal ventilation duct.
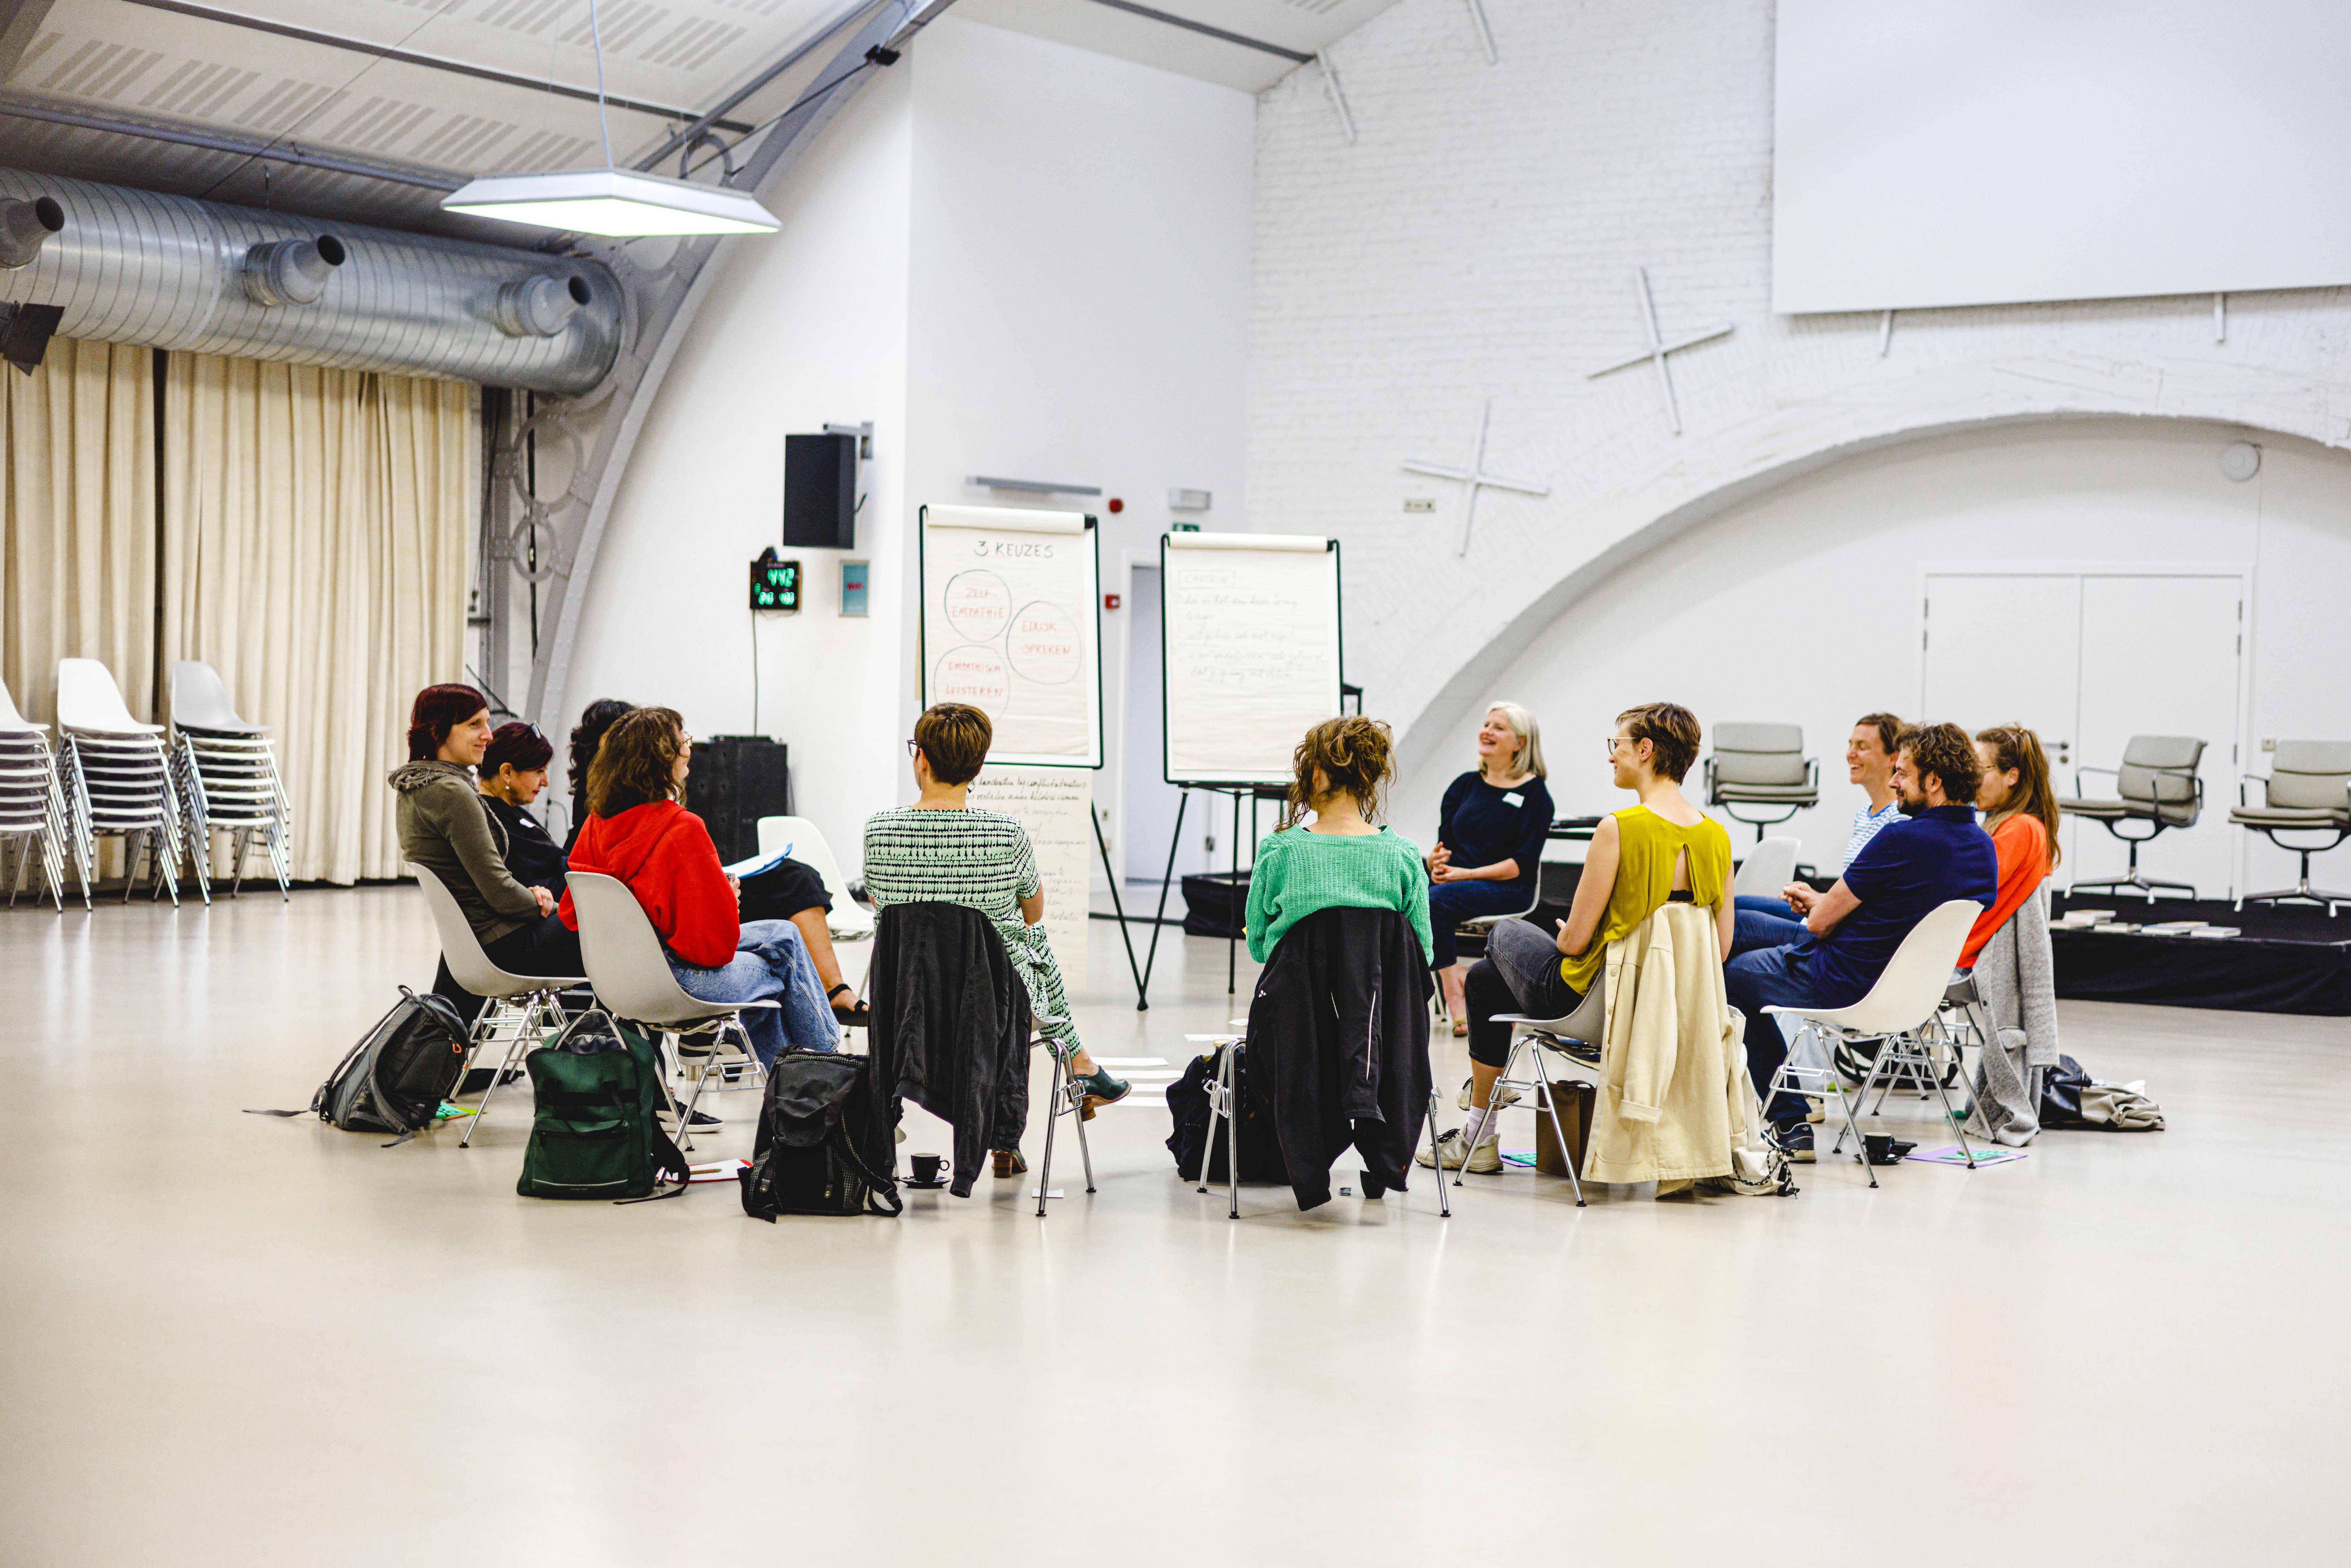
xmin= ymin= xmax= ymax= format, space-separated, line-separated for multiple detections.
xmin=0 ymin=169 xmax=622 ymax=395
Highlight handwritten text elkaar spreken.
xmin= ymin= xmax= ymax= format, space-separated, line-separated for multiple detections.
xmin=973 ymin=538 xmax=1055 ymax=559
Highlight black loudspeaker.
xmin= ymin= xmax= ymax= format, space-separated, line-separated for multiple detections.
xmin=685 ymin=735 xmax=791 ymax=864
xmin=783 ymin=432 xmax=857 ymax=549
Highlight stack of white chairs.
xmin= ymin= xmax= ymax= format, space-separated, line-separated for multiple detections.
xmin=56 ymin=658 xmax=205 ymax=907
xmin=169 ymin=660 xmax=293 ymax=899
xmin=0 ymin=678 xmax=86 ymax=911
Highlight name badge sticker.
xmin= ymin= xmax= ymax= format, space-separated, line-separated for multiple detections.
xmin=1503 ymin=792 xmax=1524 ymax=808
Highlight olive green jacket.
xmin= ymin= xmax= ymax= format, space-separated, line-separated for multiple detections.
xmin=388 ymin=759 xmax=542 ymax=946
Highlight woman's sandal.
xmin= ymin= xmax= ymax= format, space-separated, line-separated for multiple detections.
xmin=992 ymin=1149 xmax=1027 ymax=1177
xmin=827 ymin=983 xmax=870 ymax=1028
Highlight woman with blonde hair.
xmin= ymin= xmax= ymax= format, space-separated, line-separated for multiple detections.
xmin=1426 ymin=702 xmax=1554 ymax=1034
xmin=1423 ymin=702 xmax=1733 ymax=1173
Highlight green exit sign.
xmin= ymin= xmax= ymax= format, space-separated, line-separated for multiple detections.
xmin=750 ymin=554 xmax=800 ymax=611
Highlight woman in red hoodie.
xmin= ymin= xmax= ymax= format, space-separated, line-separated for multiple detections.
xmin=561 ymin=707 xmax=839 ymax=1067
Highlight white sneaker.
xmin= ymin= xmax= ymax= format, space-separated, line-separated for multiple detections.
xmin=1457 ymin=1078 xmax=1523 ymax=1112
xmin=1416 ymin=1128 xmax=1503 ymax=1173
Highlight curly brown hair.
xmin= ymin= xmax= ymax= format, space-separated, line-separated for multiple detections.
xmin=1616 ymin=702 xmax=1701 ymax=783
xmin=1280 ymin=715 xmax=1395 ymax=829
xmin=587 ymin=706 xmax=688 ymax=818
xmin=1897 ymin=721 xmax=1984 ymax=806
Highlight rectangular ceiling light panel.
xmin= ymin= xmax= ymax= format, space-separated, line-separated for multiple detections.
xmin=442 ymin=165 xmax=779 ymax=233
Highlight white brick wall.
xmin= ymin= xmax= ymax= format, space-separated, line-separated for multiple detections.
xmin=1249 ymin=0 xmax=2351 ymax=801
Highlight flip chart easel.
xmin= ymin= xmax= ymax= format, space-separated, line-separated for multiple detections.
xmin=1123 ymin=532 xmax=1345 ymax=1006
xmin=916 ymin=503 xmax=1148 ymax=1001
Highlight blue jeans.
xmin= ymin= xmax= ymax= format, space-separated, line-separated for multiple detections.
xmin=667 ymin=919 xmax=840 ymax=1068
xmin=1722 ymin=941 xmax=1828 ymax=1128
xmin=1428 ymin=878 xmax=1536 ymax=969
xmin=1732 ymin=895 xmax=1805 ymax=958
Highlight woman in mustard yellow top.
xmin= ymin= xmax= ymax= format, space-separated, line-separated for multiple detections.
xmin=1422 ymin=702 xmax=1735 ymax=1172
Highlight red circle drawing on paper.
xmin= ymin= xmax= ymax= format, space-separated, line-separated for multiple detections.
xmin=944 ymin=570 xmax=1012 ymax=641
xmin=1006 ymin=600 xmax=1083 ymax=684
xmin=933 ymin=645 xmax=1009 ymax=708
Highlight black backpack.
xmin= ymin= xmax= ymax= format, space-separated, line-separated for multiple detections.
xmin=247 ymin=987 xmax=470 ymax=1145
xmin=1164 ymin=1043 xmax=1289 ymax=1185
xmin=740 ymin=1050 xmax=902 ymax=1219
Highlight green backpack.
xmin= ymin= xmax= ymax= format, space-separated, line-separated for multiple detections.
xmin=517 ymin=1011 xmax=690 ymax=1202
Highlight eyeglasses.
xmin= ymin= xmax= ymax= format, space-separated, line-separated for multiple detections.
xmin=905 ymin=740 xmax=921 ymax=759
xmin=1603 ymin=735 xmax=1629 ymax=759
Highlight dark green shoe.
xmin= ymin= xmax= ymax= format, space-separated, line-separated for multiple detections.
xmin=1075 ymin=1068 xmax=1130 ymax=1108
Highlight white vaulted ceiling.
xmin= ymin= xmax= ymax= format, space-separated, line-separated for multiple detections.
xmin=0 ymin=0 xmax=1400 ymax=242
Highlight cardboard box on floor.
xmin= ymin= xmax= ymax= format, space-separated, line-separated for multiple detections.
xmin=1532 ymin=1080 xmax=1597 ymax=1179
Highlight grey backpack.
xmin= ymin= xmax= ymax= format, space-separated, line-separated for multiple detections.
xmin=250 ymin=987 xmax=470 ymax=1145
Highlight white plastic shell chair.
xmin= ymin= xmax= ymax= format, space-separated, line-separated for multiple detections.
xmin=1479 ymin=980 xmax=1609 ymax=1206
xmin=170 ymin=661 xmax=292 ymax=899
xmin=57 ymin=659 xmax=200 ymax=905
xmin=1760 ymin=898 xmax=1984 ymax=1185
xmin=0 ymin=678 xmax=82 ymax=910
xmin=567 ymin=871 xmax=776 ymax=1151
xmin=411 ymin=868 xmax=586 ymax=1147
xmin=755 ymin=815 xmax=875 ymax=939
xmin=1732 ymin=835 xmax=1802 ymax=900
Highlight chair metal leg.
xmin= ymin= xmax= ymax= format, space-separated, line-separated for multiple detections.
xmin=1835 ymin=1032 xmax=1895 ymax=1155
xmin=1036 ymin=1052 xmax=1061 ymax=1217
xmin=1195 ymin=1047 xmax=1224 ymax=1195
xmin=461 ymin=996 xmax=533 ymax=1148
xmin=1070 ymin=1066 xmax=1096 ymax=1196
xmin=1423 ymin=1092 xmax=1452 ymax=1217
xmin=1458 ymin=1032 xmax=1529 ymax=1188
xmin=1923 ymin=1043 xmax=1977 ymax=1168
xmin=1528 ymin=1038 xmax=1586 ymax=1208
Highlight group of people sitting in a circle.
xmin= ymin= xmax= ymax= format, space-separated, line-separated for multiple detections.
xmin=391 ymin=686 xmax=1130 ymax=1152
xmin=1243 ymin=698 xmax=2058 ymax=1172
xmin=395 ymin=677 xmax=2056 ymax=1177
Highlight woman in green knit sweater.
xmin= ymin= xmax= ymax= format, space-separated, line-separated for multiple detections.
xmin=1245 ymin=716 xmax=1435 ymax=967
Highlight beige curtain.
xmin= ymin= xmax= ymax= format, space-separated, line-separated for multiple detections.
xmin=163 ymin=355 xmax=476 ymax=884
xmin=0 ymin=339 xmax=156 ymax=728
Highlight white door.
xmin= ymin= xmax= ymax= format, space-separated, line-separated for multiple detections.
xmin=2073 ymin=575 xmax=2243 ymax=899
xmin=1922 ymin=571 xmax=2243 ymax=897
xmin=1921 ymin=572 xmax=2083 ymax=757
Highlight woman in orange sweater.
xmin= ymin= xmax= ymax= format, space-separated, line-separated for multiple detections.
xmin=1959 ymin=723 xmax=2062 ymax=968
xmin=561 ymin=707 xmax=839 ymax=1067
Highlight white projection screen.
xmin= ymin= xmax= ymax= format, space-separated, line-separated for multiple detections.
xmin=1773 ymin=0 xmax=2351 ymax=313
xmin=1161 ymin=532 xmax=1342 ymax=786
xmin=919 ymin=504 xmax=1101 ymax=768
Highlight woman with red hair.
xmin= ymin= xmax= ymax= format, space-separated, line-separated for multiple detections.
xmin=390 ymin=684 xmax=585 ymax=994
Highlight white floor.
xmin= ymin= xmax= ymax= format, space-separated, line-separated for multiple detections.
xmin=2 ymin=886 xmax=2344 ymax=1566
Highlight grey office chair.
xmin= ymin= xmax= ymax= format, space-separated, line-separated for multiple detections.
xmin=2228 ymin=741 xmax=2351 ymax=915
xmin=1704 ymin=723 xmax=1819 ymax=842
xmin=2057 ymin=735 xmax=2205 ymax=901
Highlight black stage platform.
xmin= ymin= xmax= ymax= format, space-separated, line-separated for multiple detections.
xmin=2048 ymin=893 xmax=2351 ymax=1017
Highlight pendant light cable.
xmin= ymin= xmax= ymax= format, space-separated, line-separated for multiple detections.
xmin=588 ymin=0 xmax=614 ymax=168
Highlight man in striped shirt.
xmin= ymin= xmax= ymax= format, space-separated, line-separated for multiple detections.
xmin=1731 ymin=712 xmax=1907 ymax=954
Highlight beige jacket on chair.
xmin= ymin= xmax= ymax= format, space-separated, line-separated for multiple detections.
xmin=1586 ymin=900 xmax=1742 ymax=1185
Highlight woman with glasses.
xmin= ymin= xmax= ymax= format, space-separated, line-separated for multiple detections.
xmin=1422 ymin=702 xmax=1733 ymax=1173
xmin=863 ymin=703 xmax=1128 ymax=1177
xmin=561 ymin=707 xmax=839 ymax=1071
xmin=1426 ymin=702 xmax=1554 ymax=1035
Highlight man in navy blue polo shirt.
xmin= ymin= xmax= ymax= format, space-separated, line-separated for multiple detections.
xmin=1722 ymin=722 xmax=1997 ymax=1160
